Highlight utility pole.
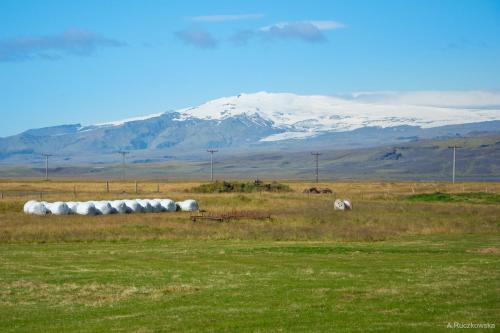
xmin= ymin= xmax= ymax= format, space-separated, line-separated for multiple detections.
xmin=447 ymin=145 xmax=462 ymax=184
xmin=207 ymin=149 xmax=218 ymax=182
xmin=118 ymin=151 xmax=129 ymax=180
xmin=42 ymin=153 xmax=52 ymax=181
xmin=311 ymin=152 xmax=322 ymax=183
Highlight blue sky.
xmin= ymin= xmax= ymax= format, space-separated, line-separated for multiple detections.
xmin=1 ymin=0 xmax=499 ymax=136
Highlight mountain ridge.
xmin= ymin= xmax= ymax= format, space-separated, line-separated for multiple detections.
xmin=1 ymin=92 xmax=499 ymax=166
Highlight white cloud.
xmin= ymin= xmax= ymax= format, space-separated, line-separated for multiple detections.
xmin=346 ymin=91 xmax=500 ymax=109
xmin=258 ymin=20 xmax=345 ymax=43
xmin=260 ymin=20 xmax=345 ymax=32
xmin=308 ymin=20 xmax=346 ymax=30
xmin=175 ymin=27 xmax=218 ymax=49
xmin=0 ymin=28 xmax=123 ymax=62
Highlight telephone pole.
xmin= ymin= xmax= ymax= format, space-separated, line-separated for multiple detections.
xmin=118 ymin=151 xmax=129 ymax=180
xmin=42 ymin=153 xmax=52 ymax=181
xmin=311 ymin=152 xmax=322 ymax=183
xmin=447 ymin=145 xmax=462 ymax=184
xmin=207 ymin=150 xmax=218 ymax=182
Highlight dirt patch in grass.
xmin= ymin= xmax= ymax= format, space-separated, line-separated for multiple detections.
xmin=473 ymin=247 xmax=500 ymax=254
xmin=0 ymin=280 xmax=202 ymax=307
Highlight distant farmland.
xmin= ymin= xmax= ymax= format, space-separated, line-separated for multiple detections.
xmin=1 ymin=134 xmax=499 ymax=181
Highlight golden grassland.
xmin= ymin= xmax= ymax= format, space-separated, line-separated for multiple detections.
xmin=0 ymin=180 xmax=499 ymax=243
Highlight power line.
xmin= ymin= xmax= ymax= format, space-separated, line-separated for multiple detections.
xmin=207 ymin=150 xmax=218 ymax=182
xmin=118 ymin=151 xmax=129 ymax=180
xmin=41 ymin=153 xmax=52 ymax=181
xmin=447 ymin=145 xmax=462 ymax=184
xmin=311 ymin=152 xmax=322 ymax=183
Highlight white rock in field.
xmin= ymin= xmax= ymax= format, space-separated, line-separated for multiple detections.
xmin=29 ymin=202 xmax=49 ymax=215
xmin=110 ymin=200 xmax=130 ymax=214
xmin=94 ymin=201 xmax=114 ymax=215
xmin=66 ymin=202 xmax=79 ymax=214
xmin=124 ymin=200 xmax=142 ymax=213
xmin=48 ymin=201 xmax=70 ymax=215
xmin=149 ymin=199 xmax=163 ymax=212
xmin=23 ymin=200 xmax=37 ymax=213
xmin=136 ymin=199 xmax=153 ymax=213
xmin=176 ymin=199 xmax=199 ymax=212
xmin=159 ymin=199 xmax=176 ymax=212
xmin=76 ymin=202 xmax=98 ymax=215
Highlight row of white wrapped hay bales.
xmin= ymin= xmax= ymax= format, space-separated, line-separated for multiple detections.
xmin=23 ymin=199 xmax=199 ymax=215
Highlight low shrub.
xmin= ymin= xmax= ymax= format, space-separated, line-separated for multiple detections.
xmin=191 ymin=181 xmax=292 ymax=193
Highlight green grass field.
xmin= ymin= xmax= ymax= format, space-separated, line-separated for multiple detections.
xmin=0 ymin=180 xmax=499 ymax=332
xmin=407 ymin=192 xmax=500 ymax=204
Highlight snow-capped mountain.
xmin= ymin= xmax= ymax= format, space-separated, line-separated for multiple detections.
xmin=1 ymin=91 xmax=499 ymax=165
xmin=178 ymin=91 xmax=500 ymax=141
xmin=93 ymin=91 xmax=500 ymax=142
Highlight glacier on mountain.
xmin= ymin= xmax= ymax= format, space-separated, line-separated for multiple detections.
xmin=81 ymin=91 xmax=500 ymax=142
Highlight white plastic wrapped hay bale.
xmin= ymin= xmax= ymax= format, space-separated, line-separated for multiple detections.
xmin=343 ymin=199 xmax=353 ymax=210
xmin=176 ymin=199 xmax=199 ymax=212
xmin=76 ymin=202 xmax=98 ymax=215
xmin=124 ymin=200 xmax=142 ymax=213
xmin=149 ymin=199 xmax=163 ymax=213
xmin=29 ymin=202 xmax=49 ymax=215
xmin=94 ymin=201 xmax=114 ymax=215
xmin=110 ymin=200 xmax=130 ymax=214
xmin=23 ymin=200 xmax=37 ymax=214
xmin=334 ymin=199 xmax=353 ymax=211
xmin=160 ymin=199 xmax=176 ymax=212
xmin=136 ymin=199 xmax=153 ymax=213
xmin=48 ymin=201 xmax=70 ymax=215
xmin=334 ymin=199 xmax=345 ymax=211
xmin=66 ymin=202 xmax=79 ymax=214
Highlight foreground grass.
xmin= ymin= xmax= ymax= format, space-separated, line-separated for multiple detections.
xmin=1 ymin=236 xmax=499 ymax=333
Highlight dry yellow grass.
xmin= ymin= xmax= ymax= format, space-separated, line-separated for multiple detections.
xmin=0 ymin=180 xmax=498 ymax=243
xmin=1 ymin=179 xmax=498 ymax=201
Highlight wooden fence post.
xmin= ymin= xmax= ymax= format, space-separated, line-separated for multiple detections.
xmin=106 ymin=181 xmax=109 ymax=193
xmin=157 ymin=184 xmax=160 ymax=193
xmin=135 ymin=181 xmax=138 ymax=194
